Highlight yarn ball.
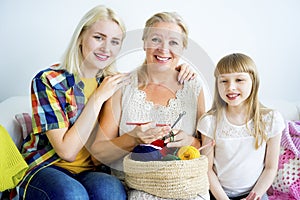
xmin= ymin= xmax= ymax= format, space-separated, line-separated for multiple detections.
xmin=159 ymin=147 xmax=178 ymax=157
xmin=151 ymin=139 xmax=165 ymax=148
xmin=161 ymin=154 xmax=181 ymax=161
xmin=131 ymin=145 xmax=162 ymax=162
xmin=177 ymin=146 xmax=200 ymax=160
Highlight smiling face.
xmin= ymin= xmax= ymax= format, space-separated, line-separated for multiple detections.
xmin=143 ymin=22 xmax=184 ymax=72
xmin=80 ymin=19 xmax=123 ymax=77
xmin=217 ymin=72 xmax=253 ymax=108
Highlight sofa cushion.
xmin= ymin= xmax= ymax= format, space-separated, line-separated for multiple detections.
xmin=15 ymin=113 xmax=32 ymax=140
xmin=0 ymin=125 xmax=28 ymax=191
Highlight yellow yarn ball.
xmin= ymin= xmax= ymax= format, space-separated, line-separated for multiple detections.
xmin=177 ymin=146 xmax=200 ymax=160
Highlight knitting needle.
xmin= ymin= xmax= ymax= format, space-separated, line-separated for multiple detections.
xmin=163 ymin=111 xmax=186 ymax=140
xmin=126 ymin=122 xmax=170 ymax=127
xmin=171 ymin=111 xmax=186 ymax=129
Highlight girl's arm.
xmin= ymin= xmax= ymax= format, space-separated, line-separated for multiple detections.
xmin=201 ymin=135 xmax=230 ymax=200
xmin=246 ymin=133 xmax=282 ymax=199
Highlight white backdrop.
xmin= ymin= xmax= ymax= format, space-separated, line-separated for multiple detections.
xmin=1 ymin=0 xmax=299 ymax=103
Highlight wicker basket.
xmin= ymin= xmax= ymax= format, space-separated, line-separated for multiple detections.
xmin=123 ymin=154 xmax=209 ymax=199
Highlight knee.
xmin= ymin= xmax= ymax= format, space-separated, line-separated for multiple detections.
xmin=25 ymin=182 xmax=89 ymax=200
xmin=93 ymin=174 xmax=127 ymax=199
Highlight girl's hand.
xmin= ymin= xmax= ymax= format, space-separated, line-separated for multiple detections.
xmin=164 ymin=129 xmax=195 ymax=148
xmin=241 ymin=192 xmax=261 ymax=200
xmin=95 ymin=73 xmax=131 ymax=102
xmin=129 ymin=123 xmax=171 ymax=144
xmin=175 ymin=63 xmax=196 ymax=84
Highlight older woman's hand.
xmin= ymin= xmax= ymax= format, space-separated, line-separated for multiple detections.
xmin=175 ymin=63 xmax=196 ymax=84
xmin=164 ymin=129 xmax=195 ymax=148
xmin=129 ymin=123 xmax=171 ymax=145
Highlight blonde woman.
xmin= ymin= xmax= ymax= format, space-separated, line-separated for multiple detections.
xmin=197 ymin=53 xmax=285 ymax=200
xmin=18 ymin=5 xmax=129 ymax=200
xmin=91 ymin=12 xmax=207 ymax=199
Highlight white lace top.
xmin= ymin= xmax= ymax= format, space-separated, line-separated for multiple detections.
xmin=120 ymin=71 xmax=202 ymax=136
xmin=110 ymin=71 xmax=203 ymax=172
xmin=197 ymin=110 xmax=285 ymax=197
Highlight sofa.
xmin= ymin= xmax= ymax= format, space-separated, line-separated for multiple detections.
xmin=0 ymin=95 xmax=300 ymax=199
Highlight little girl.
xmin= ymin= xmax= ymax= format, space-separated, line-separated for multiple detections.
xmin=197 ymin=53 xmax=285 ymax=200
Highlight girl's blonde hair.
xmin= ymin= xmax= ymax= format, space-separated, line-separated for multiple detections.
xmin=138 ymin=12 xmax=188 ymax=87
xmin=60 ymin=5 xmax=126 ymax=77
xmin=206 ymin=53 xmax=271 ymax=149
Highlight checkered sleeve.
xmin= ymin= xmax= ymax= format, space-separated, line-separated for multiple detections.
xmin=31 ymin=72 xmax=69 ymax=134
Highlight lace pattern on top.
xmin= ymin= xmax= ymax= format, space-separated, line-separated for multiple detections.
xmin=216 ymin=110 xmax=274 ymax=138
xmin=120 ymin=71 xmax=202 ymax=136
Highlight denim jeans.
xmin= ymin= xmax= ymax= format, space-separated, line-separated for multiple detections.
xmin=23 ymin=165 xmax=127 ymax=200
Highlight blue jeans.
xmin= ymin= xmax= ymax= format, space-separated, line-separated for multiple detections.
xmin=23 ymin=165 xmax=127 ymax=200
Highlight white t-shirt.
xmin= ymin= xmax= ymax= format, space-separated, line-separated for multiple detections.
xmin=197 ymin=109 xmax=285 ymax=197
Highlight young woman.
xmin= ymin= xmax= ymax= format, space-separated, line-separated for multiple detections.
xmin=197 ymin=53 xmax=285 ymax=200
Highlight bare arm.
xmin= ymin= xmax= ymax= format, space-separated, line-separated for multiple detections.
xmin=244 ymin=133 xmax=282 ymax=200
xmin=197 ymin=88 xmax=206 ymax=119
xmin=90 ymin=90 xmax=136 ymax=165
xmin=91 ymin=89 xmax=170 ymax=165
xmin=47 ymin=74 xmax=129 ymax=162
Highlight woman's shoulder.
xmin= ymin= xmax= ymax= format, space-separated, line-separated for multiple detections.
xmin=33 ymin=63 xmax=68 ymax=78
xmin=33 ymin=64 xmax=76 ymax=88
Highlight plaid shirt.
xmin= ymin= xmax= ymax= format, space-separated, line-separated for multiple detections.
xmin=17 ymin=66 xmax=102 ymax=198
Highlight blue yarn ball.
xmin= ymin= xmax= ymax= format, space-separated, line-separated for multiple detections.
xmin=131 ymin=145 xmax=162 ymax=162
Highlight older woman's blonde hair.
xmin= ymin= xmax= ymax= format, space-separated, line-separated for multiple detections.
xmin=206 ymin=53 xmax=271 ymax=149
xmin=60 ymin=5 xmax=126 ymax=78
xmin=142 ymin=12 xmax=188 ymax=49
xmin=138 ymin=11 xmax=188 ymax=87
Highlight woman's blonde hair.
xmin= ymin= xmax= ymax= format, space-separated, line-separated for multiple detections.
xmin=60 ymin=5 xmax=126 ymax=77
xmin=138 ymin=12 xmax=188 ymax=87
xmin=206 ymin=53 xmax=271 ymax=149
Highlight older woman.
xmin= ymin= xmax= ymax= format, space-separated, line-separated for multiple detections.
xmin=91 ymin=11 xmax=207 ymax=199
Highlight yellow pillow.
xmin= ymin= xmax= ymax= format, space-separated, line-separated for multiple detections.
xmin=0 ymin=125 xmax=28 ymax=191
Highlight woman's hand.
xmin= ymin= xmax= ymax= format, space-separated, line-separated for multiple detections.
xmin=95 ymin=73 xmax=131 ymax=102
xmin=175 ymin=63 xmax=196 ymax=84
xmin=164 ymin=129 xmax=195 ymax=148
xmin=128 ymin=123 xmax=171 ymax=145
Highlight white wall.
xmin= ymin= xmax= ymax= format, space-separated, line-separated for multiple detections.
xmin=1 ymin=0 xmax=299 ymax=103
